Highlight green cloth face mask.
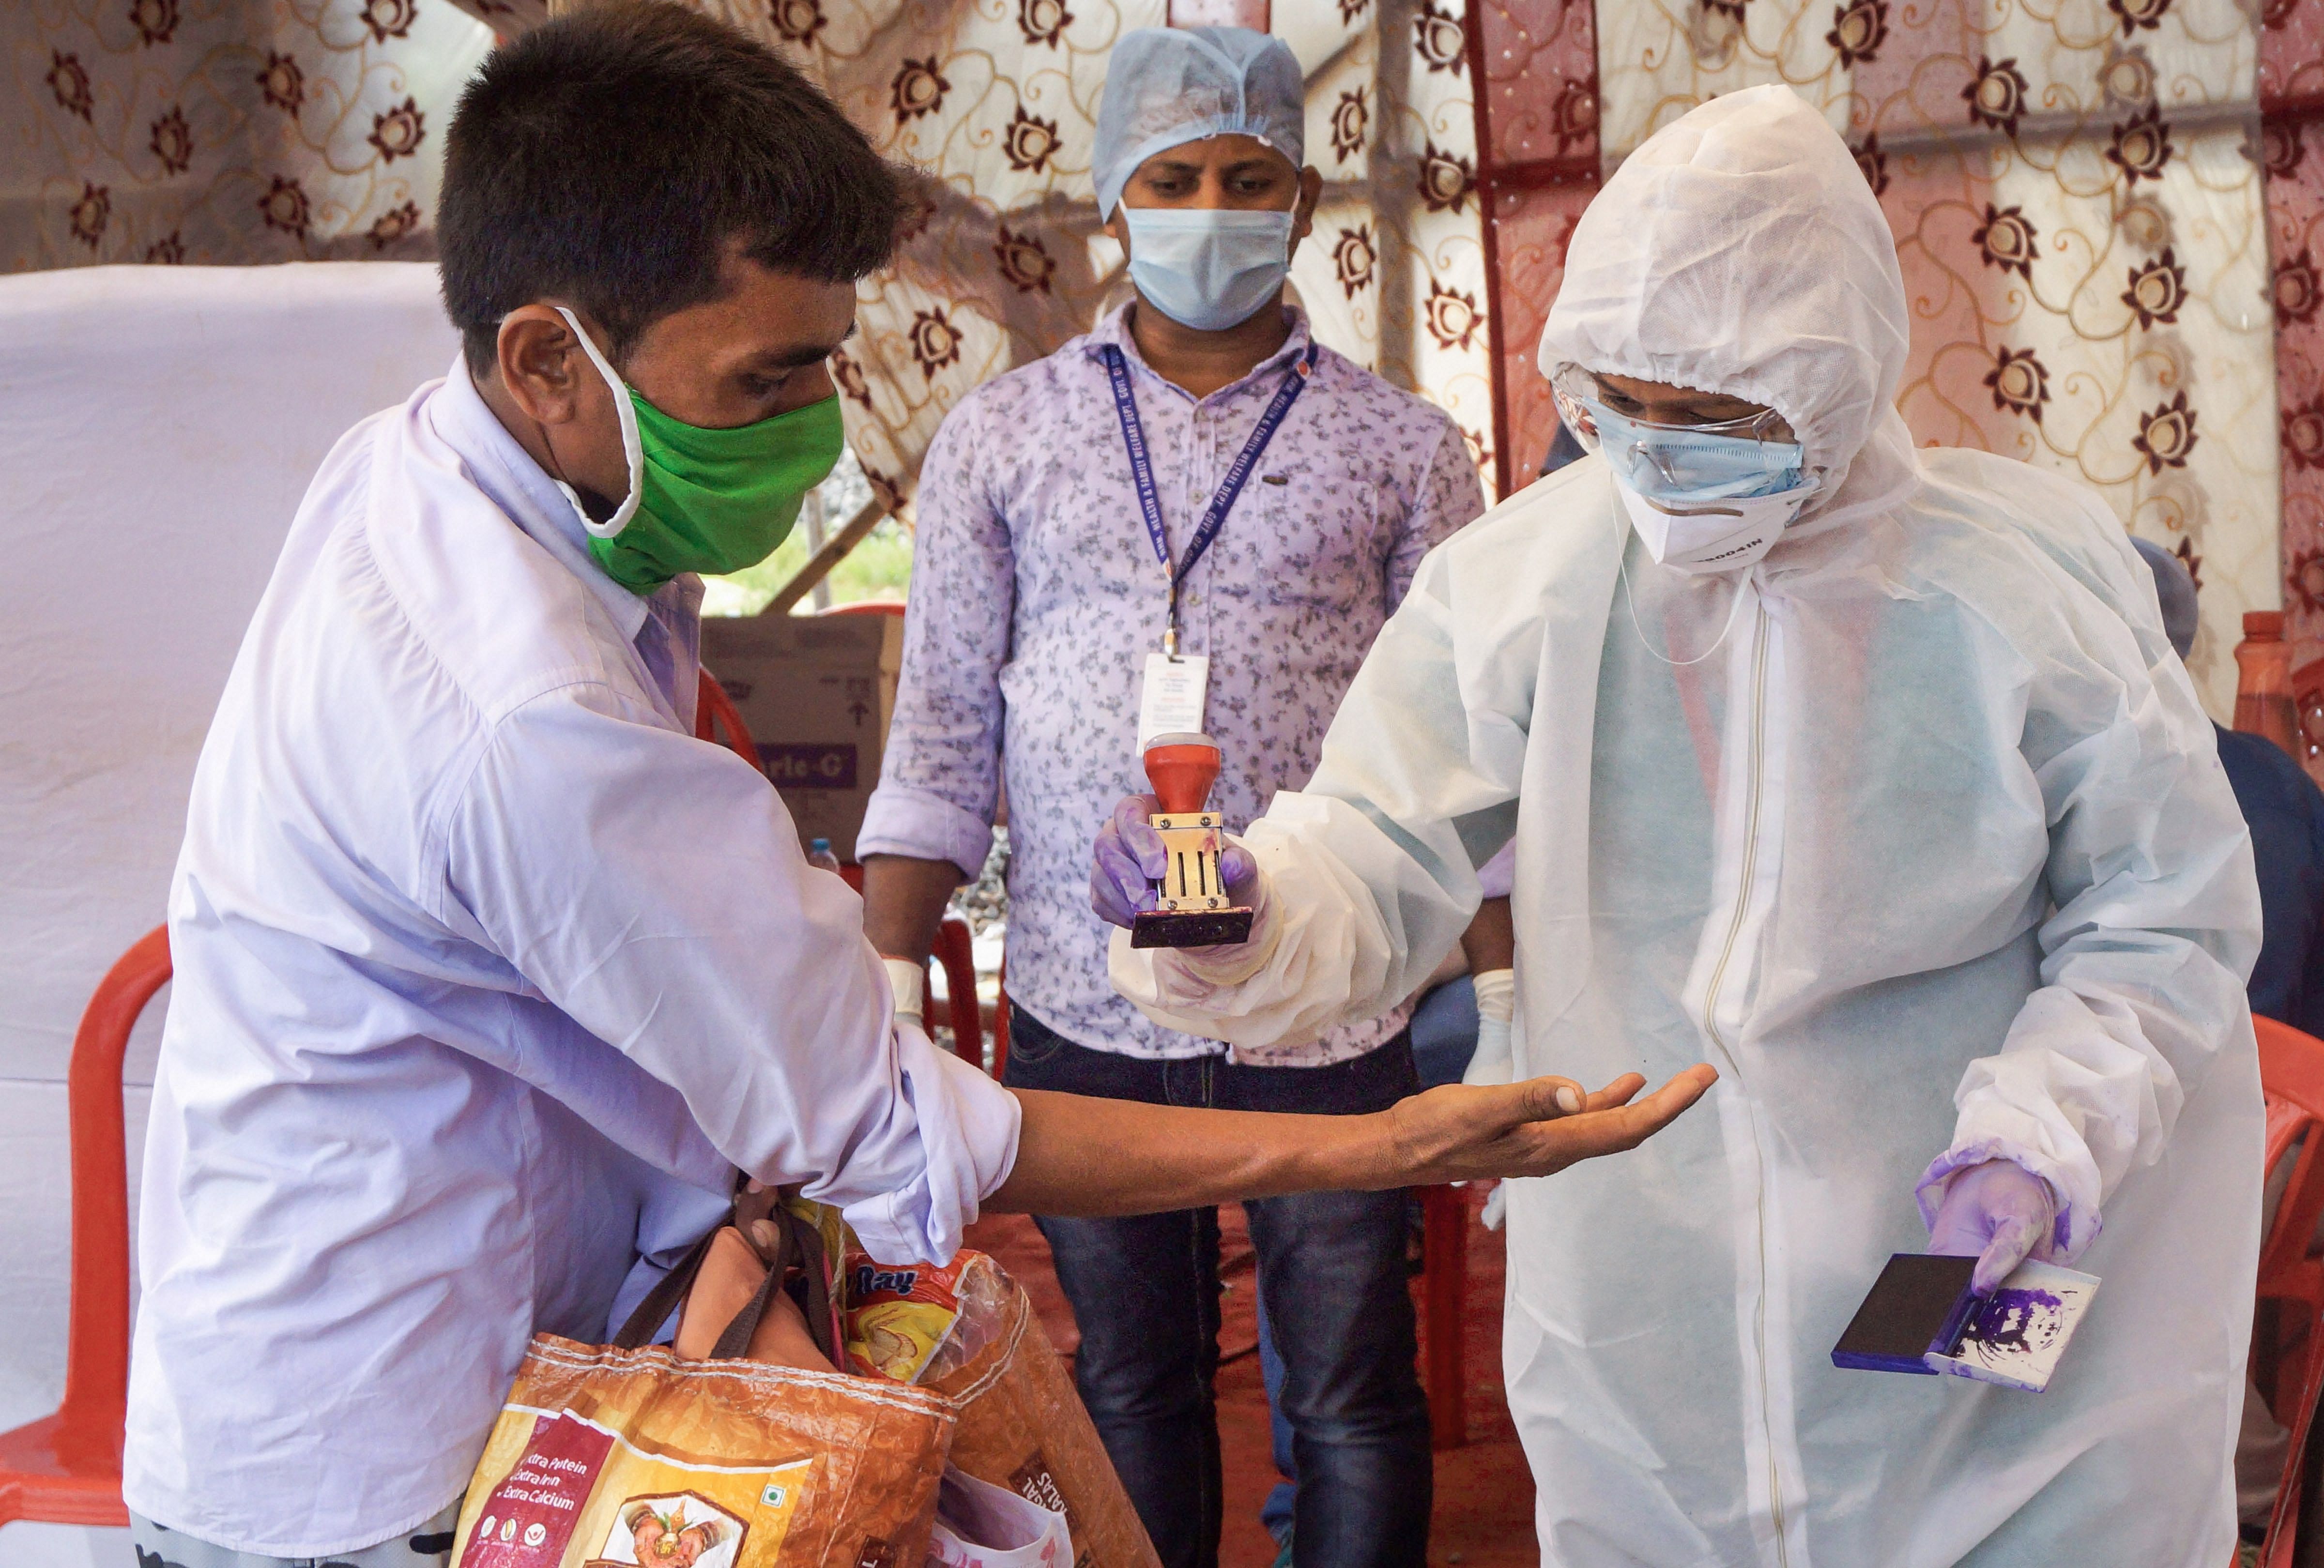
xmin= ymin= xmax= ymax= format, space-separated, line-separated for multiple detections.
xmin=552 ymin=306 xmax=845 ymax=595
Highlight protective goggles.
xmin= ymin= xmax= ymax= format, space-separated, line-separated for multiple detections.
xmin=1549 ymin=365 xmax=1798 ymax=444
xmin=1548 ymin=365 xmax=1806 ymax=502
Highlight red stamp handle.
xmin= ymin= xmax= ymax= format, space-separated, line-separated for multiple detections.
xmin=1143 ymin=733 xmax=1221 ymax=815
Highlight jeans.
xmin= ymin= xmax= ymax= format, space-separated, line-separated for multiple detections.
xmin=1253 ymin=978 xmax=1471 ymax=1553
xmin=1406 ymin=974 xmax=1480 ymax=1090
xmin=1003 ymin=1008 xmax=1433 ymax=1568
xmin=1257 ymin=1296 xmax=1297 ymax=1547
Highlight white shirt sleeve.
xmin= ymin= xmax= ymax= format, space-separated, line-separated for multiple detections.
xmin=440 ymin=678 xmax=1020 ymax=1264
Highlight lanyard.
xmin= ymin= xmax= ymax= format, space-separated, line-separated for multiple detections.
xmin=1102 ymin=340 xmax=1317 ymax=655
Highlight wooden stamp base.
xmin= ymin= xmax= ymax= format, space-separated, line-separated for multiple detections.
xmin=1131 ymin=907 xmax=1255 ymax=949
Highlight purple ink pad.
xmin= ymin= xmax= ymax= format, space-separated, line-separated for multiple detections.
xmin=1831 ymin=1254 xmax=2101 ymax=1392
xmin=1925 ymin=1261 xmax=2100 ymax=1391
xmin=1831 ymin=1254 xmax=1978 ymax=1375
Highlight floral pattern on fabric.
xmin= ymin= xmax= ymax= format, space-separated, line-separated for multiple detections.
xmin=684 ymin=0 xmax=1498 ymax=515
xmin=3 ymin=0 xmax=492 ymax=270
xmin=1475 ymin=0 xmax=2301 ymax=738
xmin=14 ymin=0 xmax=2324 ymax=767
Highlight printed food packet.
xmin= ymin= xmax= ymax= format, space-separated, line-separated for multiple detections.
xmin=845 ymin=1251 xmax=1000 ymax=1384
xmin=780 ymin=1193 xmax=858 ymax=1313
xmin=918 ymin=1253 xmax=1012 ymax=1384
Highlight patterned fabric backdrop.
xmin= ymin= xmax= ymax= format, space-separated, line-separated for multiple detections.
xmin=9 ymin=0 xmax=2324 ymax=743
xmin=1468 ymin=0 xmax=2308 ymax=729
xmin=682 ymin=0 xmax=1498 ymax=510
xmin=2263 ymin=1 xmax=2324 ymax=750
xmin=4 ymin=0 xmax=494 ymax=270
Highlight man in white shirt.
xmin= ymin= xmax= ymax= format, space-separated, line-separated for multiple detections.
xmin=122 ymin=8 xmax=1713 ymax=1568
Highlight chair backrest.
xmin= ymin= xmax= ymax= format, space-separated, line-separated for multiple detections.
xmin=930 ymin=916 xmax=983 ymax=1069
xmin=695 ymin=667 xmax=760 ymax=770
xmin=2257 ymin=1015 xmax=2324 ymax=1297
xmin=2251 ymin=1015 xmax=2324 ymax=1567
xmin=62 ymin=927 xmax=170 ymax=1446
xmin=991 ymin=959 xmax=1010 ymax=1080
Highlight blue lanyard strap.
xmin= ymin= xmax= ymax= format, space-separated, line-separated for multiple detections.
xmin=1101 ymin=340 xmax=1318 ymax=651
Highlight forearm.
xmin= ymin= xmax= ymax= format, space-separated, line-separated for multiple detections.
xmin=860 ymin=853 xmax=964 ymax=962
xmin=986 ymin=1088 xmax=1386 ymax=1216
xmin=988 ymin=1063 xmax=1720 ymax=1218
xmin=1460 ymin=897 xmax=1514 ymax=974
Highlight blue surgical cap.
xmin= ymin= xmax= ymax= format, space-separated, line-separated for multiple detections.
xmin=1095 ymin=27 xmax=1307 ymax=219
xmin=2132 ymin=535 xmax=2200 ymax=661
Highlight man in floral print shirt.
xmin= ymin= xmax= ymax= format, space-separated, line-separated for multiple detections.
xmin=858 ymin=28 xmax=1488 ymax=1568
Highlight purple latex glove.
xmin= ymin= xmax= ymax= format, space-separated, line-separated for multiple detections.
xmin=1091 ymin=792 xmax=1259 ymax=929
xmin=1926 ymin=1158 xmax=2058 ymax=1296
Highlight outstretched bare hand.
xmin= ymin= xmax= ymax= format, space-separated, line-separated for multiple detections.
xmin=1383 ymin=1066 xmax=1719 ymax=1187
xmin=989 ymin=1065 xmax=1717 ymax=1218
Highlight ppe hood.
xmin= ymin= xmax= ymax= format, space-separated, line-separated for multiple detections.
xmin=1537 ymin=86 xmax=1920 ymax=539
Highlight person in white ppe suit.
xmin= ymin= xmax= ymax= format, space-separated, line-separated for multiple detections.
xmin=1095 ymin=85 xmax=2265 ymax=1565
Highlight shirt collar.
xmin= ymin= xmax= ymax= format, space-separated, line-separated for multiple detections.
xmin=428 ymin=356 xmax=683 ymax=644
xmin=1084 ymin=302 xmax=1316 ymax=403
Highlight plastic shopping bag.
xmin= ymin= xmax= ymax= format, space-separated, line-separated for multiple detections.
xmin=925 ymin=1468 xmax=1071 ymax=1568
xmin=921 ymin=1264 xmax=1161 ymax=1568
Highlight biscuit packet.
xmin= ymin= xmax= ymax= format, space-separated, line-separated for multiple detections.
xmin=843 ymin=1251 xmax=1001 ymax=1383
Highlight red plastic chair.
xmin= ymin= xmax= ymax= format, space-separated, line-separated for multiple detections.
xmin=1420 ymin=1185 xmax=1470 ymax=1449
xmin=695 ymin=666 xmax=758 ymax=767
xmin=928 ymin=915 xmax=984 ymax=1070
xmin=991 ymin=963 xmax=1011 ymax=1081
xmin=2251 ymin=1015 xmax=2324 ymax=1567
xmin=0 ymin=926 xmax=169 ymax=1529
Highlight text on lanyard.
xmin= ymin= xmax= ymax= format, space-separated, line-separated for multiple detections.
xmin=1101 ymin=340 xmax=1318 ymax=656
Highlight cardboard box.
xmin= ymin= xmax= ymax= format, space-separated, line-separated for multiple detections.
xmin=700 ymin=610 xmax=903 ymax=861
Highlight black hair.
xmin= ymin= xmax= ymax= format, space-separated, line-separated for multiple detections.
xmin=438 ymin=0 xmax=902 ymax=377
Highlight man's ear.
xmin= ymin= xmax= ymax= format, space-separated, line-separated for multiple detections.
xmin=495 ymin=304 xmax=593 ymax=427
xmin=1289 ymin=165 xmax=1325 ymax=255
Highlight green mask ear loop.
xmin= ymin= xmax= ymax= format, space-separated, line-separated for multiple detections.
xmin=551 ymin=305 xmax=645 ymax=540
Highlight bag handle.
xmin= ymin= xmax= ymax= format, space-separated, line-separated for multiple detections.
xmin=611 ymin=1226 xmax=719 ymax=1351
xmin=709 ymin=1206 xmax=840 ymax=1363
xmin=611 ymin=1203 xmax=841 ymax=1365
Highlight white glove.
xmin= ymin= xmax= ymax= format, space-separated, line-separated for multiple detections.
xmin=883 ymin=956 xmax=925 ymax=1031
xmin=1466 ymin=968 xmax=1515 ymax=1087
xmin=1108 ymin=802 xmax=1402 ymax=1054
xmin=1162 ymin=848 xmax=1279 ymax=986
xmin=1481 ymin=1181 xmax=1507 ymax=1231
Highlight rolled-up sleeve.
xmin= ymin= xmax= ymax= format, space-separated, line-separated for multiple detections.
xmin=857 ymin=412 xmax=1014 ymax=880
xmin=441 ymin=682 xmax=1020 ymax=1264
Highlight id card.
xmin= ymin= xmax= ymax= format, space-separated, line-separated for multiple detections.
xmin=1138 ymin=653 xmax=1209 ymax=747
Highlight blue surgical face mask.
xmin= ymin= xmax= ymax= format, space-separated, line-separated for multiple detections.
xmin=1584 ymin=399 xmax=1807 ymax=502
xmin=1122 ymin=207 xmax=1295 ymax=332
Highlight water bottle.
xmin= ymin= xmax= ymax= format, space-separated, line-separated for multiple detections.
xmin=806 ymin=837 xmax=842 ymax=874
